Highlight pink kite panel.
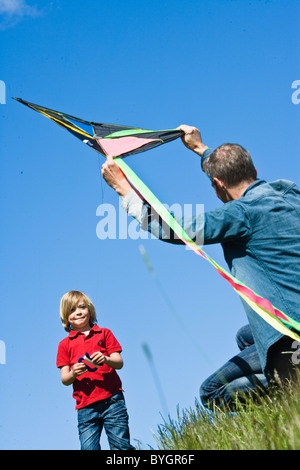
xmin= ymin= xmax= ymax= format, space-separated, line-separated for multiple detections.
xmin=97 ymin=136 xmax=157 ymax=157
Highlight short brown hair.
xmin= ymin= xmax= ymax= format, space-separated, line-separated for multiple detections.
xmin=202 ymin=143 xmax=256 ymax=188
xmin=59 ymin=290 xmax=97 ymax=332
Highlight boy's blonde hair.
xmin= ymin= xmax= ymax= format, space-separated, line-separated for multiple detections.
xmin=59 ymin=290 xmax=97 ymax=332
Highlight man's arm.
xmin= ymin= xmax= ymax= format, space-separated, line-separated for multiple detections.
xmin=177 ymin=125 xmax=209 ymax=156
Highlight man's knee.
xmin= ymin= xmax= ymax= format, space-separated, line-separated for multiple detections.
xmin=236 ymin=324 xmax=254 ymax=351
xmin=200 ymin=376 xmax=218 ymax=410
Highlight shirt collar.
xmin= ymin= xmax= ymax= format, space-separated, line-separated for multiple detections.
xmin=68 ymin=323 xmax=102 ymax=339
xmin=242 ymin=179 xmax=266 ymax=197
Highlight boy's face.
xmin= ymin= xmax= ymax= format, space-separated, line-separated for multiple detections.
xmin=68 ymin=300 xmax=90 ymax=331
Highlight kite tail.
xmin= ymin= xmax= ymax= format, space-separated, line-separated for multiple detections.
xmin=115 ymin=157 xmax=300 ymax=342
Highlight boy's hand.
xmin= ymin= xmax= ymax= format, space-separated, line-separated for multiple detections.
xmin=72 ymin=362 xmax=88 ymax=377
xmin=90 ymin=351 xmax=107 ymax=366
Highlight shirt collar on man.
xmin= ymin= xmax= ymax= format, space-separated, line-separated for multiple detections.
xmin=242 ymin=179 xmax=266 ymax=197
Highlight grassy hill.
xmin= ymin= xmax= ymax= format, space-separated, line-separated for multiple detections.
xmin=154 ymin=377 xmax=300 ymax=450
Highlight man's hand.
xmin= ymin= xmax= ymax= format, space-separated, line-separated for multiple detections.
xmin=101 ymin=154 xmax=132 ymax=197
xmin=178 ymin=125 xmax=208 ymax=156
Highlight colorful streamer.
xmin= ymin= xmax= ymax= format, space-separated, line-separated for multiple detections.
xmin=115 ymin=158 xmax=300 ymax=342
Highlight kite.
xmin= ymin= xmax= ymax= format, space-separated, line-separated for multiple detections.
xmin=13 ymin=98 xmax=182 ymax=158
xmin=14 ymin=98 xmax=300 ymax=342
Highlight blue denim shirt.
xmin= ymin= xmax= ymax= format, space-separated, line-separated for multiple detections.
xmin=141 ymin=152 xmax=300 ymax=372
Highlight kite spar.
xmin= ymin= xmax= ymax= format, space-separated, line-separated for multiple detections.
xmin=14 ymin=98 xmax=300 ymax=342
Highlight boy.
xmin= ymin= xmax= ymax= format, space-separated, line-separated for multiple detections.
xmin=56 ymin=290 xmax=135 ymax=450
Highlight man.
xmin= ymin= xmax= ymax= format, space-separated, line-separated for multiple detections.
xmin=101 ymin=125 xmax=300 ymax=409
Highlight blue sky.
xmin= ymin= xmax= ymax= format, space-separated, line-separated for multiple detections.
xmin=0 ymin=0 xmax=299 ymax=450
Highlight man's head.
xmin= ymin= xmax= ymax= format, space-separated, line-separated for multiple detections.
xmin=201 ymin=144 xmax=257 ymax=202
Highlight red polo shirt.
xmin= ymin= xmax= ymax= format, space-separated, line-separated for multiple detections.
xmin=56 ymin=324 xmax=123 ymax=409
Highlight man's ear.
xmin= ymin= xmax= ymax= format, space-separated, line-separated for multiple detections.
xmin=213 ymin=177 xmax=225 ymax=191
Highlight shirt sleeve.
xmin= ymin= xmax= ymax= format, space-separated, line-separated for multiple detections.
xmin=56 ymin=339 xmax=70 ymax=368
xmin=104 ymin=329 xmax=122 ymax=355
xmin=203 ymin=202 xmax=251 ymax=244
xmin=121 ymin=189 xmax=143 ymax=223
xmin=140 ymin=200 xmax=251 ymax=246
xmin=201 ymin=148 xmax=214 ymax=167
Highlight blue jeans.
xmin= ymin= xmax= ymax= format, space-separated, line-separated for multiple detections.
xmin=77 ymin=391 xmax=135 ymax=450
xmin=200 ymin=325 xmax=269 ymax=410
xmin=200 ymin=325 xmax=300 ymax=410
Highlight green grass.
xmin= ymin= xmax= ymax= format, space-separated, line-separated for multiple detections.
xmin=154 ymin=377 xmax=300 ymax=450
